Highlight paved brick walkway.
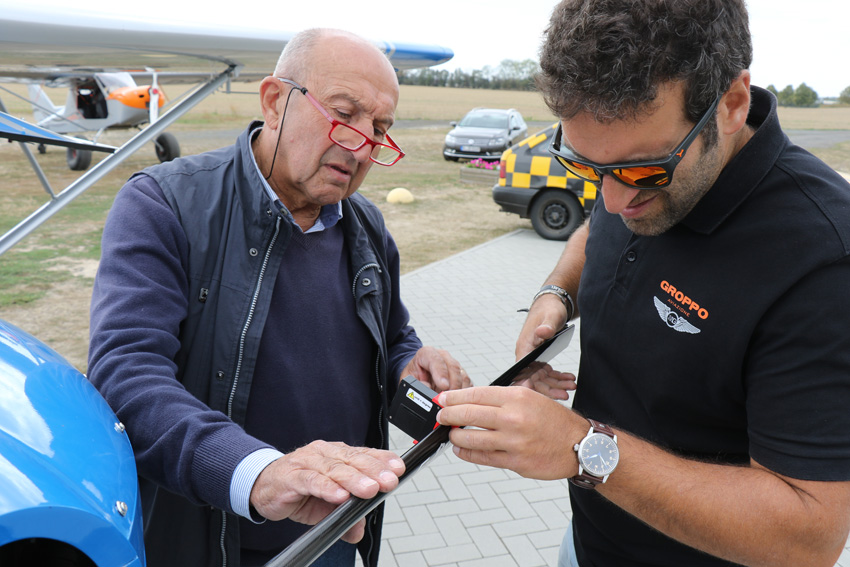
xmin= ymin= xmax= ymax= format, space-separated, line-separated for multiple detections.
xmin=361 ymin=228 xmax=850 ymax=567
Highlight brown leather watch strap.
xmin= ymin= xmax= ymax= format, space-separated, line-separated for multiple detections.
xmin=588 ymin=418 xmax=615 ymax=438
xmin=569 ymin=473 xmax=601 ymax=489
xmin=569 ymin=419 xmax=617 ymax=490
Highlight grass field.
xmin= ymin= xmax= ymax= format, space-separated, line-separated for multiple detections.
xmin=0 ymin=83 xmax=848 ymax=370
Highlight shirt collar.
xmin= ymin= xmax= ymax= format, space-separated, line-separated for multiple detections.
xmin=249 ymin=125 xmax=343 ymax=234
xmin=680 ymin=86 xmax=788 ymax=234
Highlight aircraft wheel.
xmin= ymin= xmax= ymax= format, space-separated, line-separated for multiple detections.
xmin=530 ymin=189 xmax=583 ymax=241
xmin=37 ymin=143 xmax=47 ymax=154
xmin=155 ymin=132 xmax=180 ymax=163
xmin=66 ymin=148 xmax=92 ymax=171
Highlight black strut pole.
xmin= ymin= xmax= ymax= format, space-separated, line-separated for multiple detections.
xmin=264 ymin=425 xmax=452 ymax=567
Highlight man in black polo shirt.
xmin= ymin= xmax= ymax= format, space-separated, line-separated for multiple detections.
xmin=435 ymin=1 xmax=850 ymax=566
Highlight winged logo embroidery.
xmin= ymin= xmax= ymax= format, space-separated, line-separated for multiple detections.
xmin=653 ymin=297 xmax=701 ymax=334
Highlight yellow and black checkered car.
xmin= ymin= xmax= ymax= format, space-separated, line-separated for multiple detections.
xmin=493 ymin=124 xmax=597 ymax=241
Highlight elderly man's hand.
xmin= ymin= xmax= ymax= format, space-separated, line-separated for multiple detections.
xmin=402 ymin=346 xmax=472 ymax=393
xmin=249 ymin=441 xmax=404 ymax=542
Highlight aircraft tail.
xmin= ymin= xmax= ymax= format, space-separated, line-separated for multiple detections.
xmin=27 ymin=84 xmax=60 ymax=123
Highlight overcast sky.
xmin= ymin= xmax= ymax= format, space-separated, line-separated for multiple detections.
xmin=15 ymin=0 xmax=850 ymax=97
xmin=280 ymin=0 xmax=850 ymax=98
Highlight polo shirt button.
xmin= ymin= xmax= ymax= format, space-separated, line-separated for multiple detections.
xmin=626 ymin=250 xmax=637 ymax=262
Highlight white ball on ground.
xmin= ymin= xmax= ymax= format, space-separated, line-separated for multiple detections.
xmin=386 ymin=187 xmax=414 ymax=204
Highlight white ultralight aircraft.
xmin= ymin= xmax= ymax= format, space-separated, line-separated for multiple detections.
xmin=25 ymin=70 xmax=175 ymax=171
xmin=0 ymin=5 xmax=453 ymax=255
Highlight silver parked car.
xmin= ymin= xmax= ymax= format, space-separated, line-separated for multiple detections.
xmin=443 ymin=107 xmax=528 ymax=161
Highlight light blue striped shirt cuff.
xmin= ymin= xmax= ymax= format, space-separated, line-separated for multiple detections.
xmin=230 ymin=447 xmax=285 ymax=523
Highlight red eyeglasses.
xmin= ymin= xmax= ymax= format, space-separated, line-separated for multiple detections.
xmin=277 ymin=77 xmax=405 ymax=166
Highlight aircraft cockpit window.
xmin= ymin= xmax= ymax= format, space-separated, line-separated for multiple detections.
xmin=95 ymin=72 xmax=136 ymax=94
xmin=76 ymin=79 xmax=108 ymax=120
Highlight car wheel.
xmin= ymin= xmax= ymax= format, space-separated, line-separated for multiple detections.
xmin=530 ymin=189 xmax=584 ymax=241
xmin=66 ymin=148 xmax=92 ymax=171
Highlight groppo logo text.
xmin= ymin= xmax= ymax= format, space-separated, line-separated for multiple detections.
xmin=659 ymin=280 xmax=709 ymax=320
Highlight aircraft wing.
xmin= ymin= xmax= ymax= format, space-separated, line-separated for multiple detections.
xmin=0 ymin=6 xmax=454 ymax=83
xmin=0 ymin=6 xmax=453 ymax=255
xmin=0 ymin=110 xmax=116 ymax=152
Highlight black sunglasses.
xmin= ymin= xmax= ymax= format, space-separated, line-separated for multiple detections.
xmin=548 ymin=95 xmax=721 ymax=189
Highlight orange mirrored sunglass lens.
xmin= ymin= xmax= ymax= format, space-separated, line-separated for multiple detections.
xmin=561 ymin=159 xmax=600 ymax=182
xmin=555 ymin=155 xmax=671 ymax=188
xmin=612 ymin=167 xmax=669 ymax=188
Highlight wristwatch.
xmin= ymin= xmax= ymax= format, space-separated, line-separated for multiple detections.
xmin=532 ymin=284 xmax=575 ymax=321
xmin=570 ymin=419 xmax=619 ymax=489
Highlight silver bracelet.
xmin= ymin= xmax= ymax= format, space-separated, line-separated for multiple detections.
xmin=532 ymin=284 xmax=575 ymax=321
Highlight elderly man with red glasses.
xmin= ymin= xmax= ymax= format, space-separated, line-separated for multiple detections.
xmin=435 ymin=1 xmax=850 ymax=566
xmin=88 ymin=29 xmax=468 ymax=567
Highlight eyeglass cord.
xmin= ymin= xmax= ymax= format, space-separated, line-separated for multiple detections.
xmin=264 ymin=86 xmax=298 ymax=181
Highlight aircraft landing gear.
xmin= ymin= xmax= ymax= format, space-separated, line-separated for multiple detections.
xmin=154 ymin=132 xmax=180 ymax=163
xmin=66 ymin=147 xmax=92 ymax=171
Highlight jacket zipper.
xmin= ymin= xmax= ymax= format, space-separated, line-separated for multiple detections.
xmin=219 ymin=215 xmax=282 ymax=567
xmin=228 ymin=215 xmax=282 ymax=417
xmin=373 ymin=354 xmax=384 ymax=450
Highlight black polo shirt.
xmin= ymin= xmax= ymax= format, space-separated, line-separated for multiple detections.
xmin=571 ymin=87 xmax=850 ymax=566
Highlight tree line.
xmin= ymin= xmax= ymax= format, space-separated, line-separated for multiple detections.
xmin=766 ymin=83 xmax=820 ymax=107
xmin=399 ymin=60 xmax=850 ymax=107
xmin=768 ymin=83 xmax=850 ymax=107
xmin=397 ymin=59 xmax=539 ymax=90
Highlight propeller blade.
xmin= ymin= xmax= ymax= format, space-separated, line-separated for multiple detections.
xmin=147 ymin=67 xmax=160 ymax=123
xmin=149 ymin=88 xmax=160 ymax=123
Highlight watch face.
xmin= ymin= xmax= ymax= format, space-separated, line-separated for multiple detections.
xmin=578 ymin=433 xmax=619 ymax=477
